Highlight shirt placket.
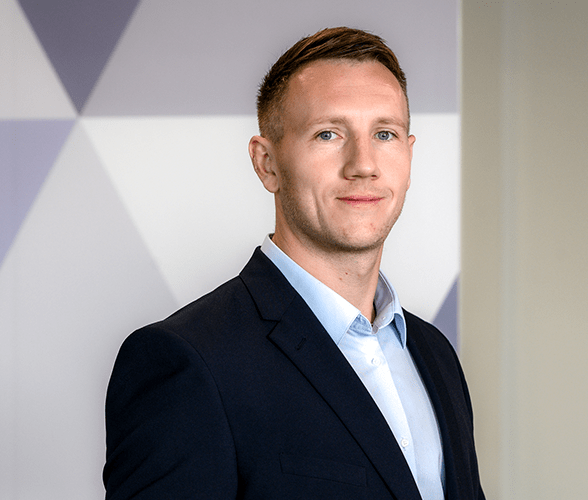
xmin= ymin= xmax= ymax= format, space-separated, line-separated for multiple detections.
xmin=343 ymin=320 xmax=417 ymax=476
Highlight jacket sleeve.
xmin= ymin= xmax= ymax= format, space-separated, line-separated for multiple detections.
xmin=103 ymin=327 xmax=238 ymax=499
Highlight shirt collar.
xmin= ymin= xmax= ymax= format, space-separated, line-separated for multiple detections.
xmin=261 ymin=235 xmax=407 ymax=348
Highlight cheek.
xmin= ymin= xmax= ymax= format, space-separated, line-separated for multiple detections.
xmin=281 ymin=164 xmax=325 ymax=195
xmin=276 ymin=149 xmax=340 ymax=203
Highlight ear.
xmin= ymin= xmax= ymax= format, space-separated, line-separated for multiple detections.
xmin=408 ymin=134 xmax=416 ymax=161
xmin=249 ymin=135 xmax=280 ymax=193
xmin=407 ymin=134 xmax=416 ymax=190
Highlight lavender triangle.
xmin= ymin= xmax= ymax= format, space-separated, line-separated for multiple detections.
xmin=0 ymin=120 xmax=74 ymax=266
xmin=432 ymin=276 xmax=459 ymax=351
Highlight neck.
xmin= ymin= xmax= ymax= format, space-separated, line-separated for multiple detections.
xmin=271 ymin=231 xmax=382 ymax=322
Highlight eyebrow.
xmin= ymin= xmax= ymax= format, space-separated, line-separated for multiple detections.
xmin=307 ymin=116 xmax=409 ymax=131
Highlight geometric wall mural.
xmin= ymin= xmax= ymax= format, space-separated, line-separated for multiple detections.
xmin=1 ymin=0 xmax=459 ymax=497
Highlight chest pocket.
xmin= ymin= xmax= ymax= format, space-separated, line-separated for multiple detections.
xmin=279 ymin=453 xmax=366 ymax=487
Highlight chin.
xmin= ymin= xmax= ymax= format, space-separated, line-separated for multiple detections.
xmin=321 ymin=231 xmax=389 ymax=254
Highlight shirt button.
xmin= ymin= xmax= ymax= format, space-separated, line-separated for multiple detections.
xmin=401 ymin=438 xmax=410 ymax=448
xmin=371 ymin=357 xmax=382 ymax=366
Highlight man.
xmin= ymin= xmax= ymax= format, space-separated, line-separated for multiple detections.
xmin=104 ymin=27 xmax=484 ymax=499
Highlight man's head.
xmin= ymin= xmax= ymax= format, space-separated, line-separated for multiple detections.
xmin=257 ymin=27 xmax=409 ymax=144
xmin=249 ymin=27 xmax=415 ymax=258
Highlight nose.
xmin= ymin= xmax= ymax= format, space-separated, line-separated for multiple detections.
xmin=342 ymin=136 xmax=379 ymax=180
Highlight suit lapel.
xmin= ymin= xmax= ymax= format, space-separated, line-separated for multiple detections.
xmin=240 ymin=249 xmax=423 ymax=500
xmin=405 ymin=312 xmax=468 ymax=500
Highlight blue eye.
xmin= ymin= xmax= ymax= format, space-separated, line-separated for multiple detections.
xmin=318 ymin=131 xmax=335 ymax=141
xmin=376 ymin=131 xmax=394 ymax=141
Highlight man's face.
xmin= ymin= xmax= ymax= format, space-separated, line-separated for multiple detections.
xmin=259 ymin=59 xmax=415 ymax=255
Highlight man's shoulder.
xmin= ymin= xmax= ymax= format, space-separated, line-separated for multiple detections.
xmin=124 ymin=247 xmax=298 ymax=352
xmin=403 ymin=308 xmax=460 ymax=368
xmin=165 ymin=275 xmax=250 ymax=330
xmin=150 ymin=274 xmax=265 ymax=351
xmin=117 ymin=275 xmax=246 ymax=353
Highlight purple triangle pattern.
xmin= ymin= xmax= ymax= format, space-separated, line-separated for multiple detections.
xmin=17 ymin=0 xmax=141 ymax=113
xmin=0 ymin=120 xmax=75 ymax=266
xmin=432 ymin=276 xmax=459 ymax=351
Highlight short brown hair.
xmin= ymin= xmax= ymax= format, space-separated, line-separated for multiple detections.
xmin=257 ymin=27 xmax=409 ymax=143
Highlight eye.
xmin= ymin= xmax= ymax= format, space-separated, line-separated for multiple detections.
xmin=317 ymin=130 xmax=336 ymax=141
xmin=376 ymin=130 xmax=395 ymax=141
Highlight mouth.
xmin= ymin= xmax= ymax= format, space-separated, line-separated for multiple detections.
xmin=337 ymin=195 xmax=383 ymax=207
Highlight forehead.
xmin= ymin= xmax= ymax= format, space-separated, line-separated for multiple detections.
xmin=282 ymin=59 xmax=408 ymax=128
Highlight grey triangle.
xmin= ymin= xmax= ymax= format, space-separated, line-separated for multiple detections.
xmin=18 ymin=0 xmax=141 ymax=112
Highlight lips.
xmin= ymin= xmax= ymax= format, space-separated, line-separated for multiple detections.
xmin=337 ymin=195 xmax=383 ymax=207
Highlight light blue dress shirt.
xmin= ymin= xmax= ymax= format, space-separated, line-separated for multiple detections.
xmin=261 ymin=235 xmax=445 ymax=500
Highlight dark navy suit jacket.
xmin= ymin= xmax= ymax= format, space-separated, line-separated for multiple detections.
xmin=104 ymin=248 xmax=484 ymax=499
